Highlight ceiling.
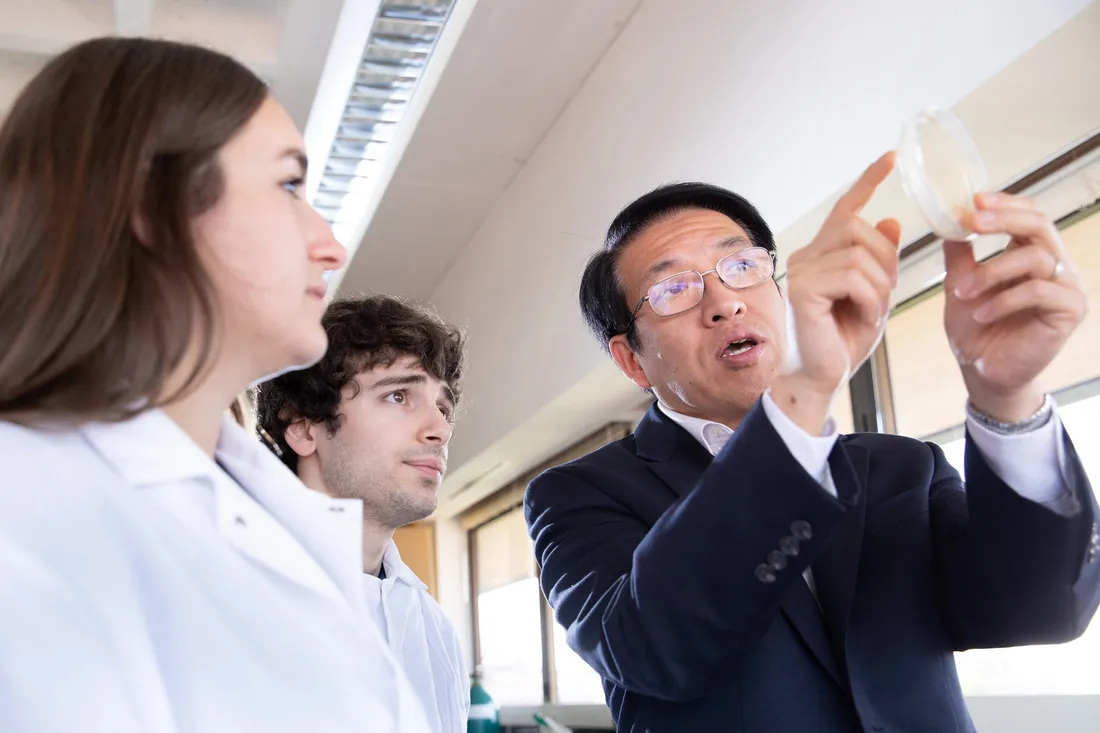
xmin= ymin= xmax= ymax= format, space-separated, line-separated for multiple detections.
xmin=0 ymin=0 xmax=343 ymax=127
xmin=336 ymin=0 xmax=642 ymax=302
xmin=0 ymin=0 xmax=641 ymax=314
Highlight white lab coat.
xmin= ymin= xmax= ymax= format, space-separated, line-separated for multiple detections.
xmin=364 ymin=542 xmax=470 ymax=733
xmin=0 ymin=409 xmax=432 ymax=733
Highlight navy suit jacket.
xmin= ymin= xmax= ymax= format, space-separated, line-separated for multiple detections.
xmin=524 ymin=401 xmax=1100 ymax=732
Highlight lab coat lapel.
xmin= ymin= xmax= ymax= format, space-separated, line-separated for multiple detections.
xmin=216 ymin=419 xmax=368 ymax=615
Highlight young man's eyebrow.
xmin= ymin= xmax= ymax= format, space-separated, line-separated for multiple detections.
xmin=364 ymin=374 xmax=427 ymax=391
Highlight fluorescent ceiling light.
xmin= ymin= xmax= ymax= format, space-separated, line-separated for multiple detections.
xmin=311 ymin=0 xmax=458 ymax=246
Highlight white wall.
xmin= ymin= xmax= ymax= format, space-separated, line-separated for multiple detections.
xmin=434 ymin=517 xmax=473 ymax=669
xmin=777 ymin=1 xmax=1100 ymax=305
xmin=0 ymin=50 xmax=43 ymax=116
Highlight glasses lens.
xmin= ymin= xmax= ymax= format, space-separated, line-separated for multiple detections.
xmin=717 ymin=248 xmax=773 ymax=288
xmin=648 ymin=272 xmax=703 ymax=316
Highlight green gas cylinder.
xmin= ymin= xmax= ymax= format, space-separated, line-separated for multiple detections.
xmin=467 ymin=667 xmax=501 ymax=733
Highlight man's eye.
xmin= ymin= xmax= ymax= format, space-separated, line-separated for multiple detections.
xmin=384 ymin=390 xmax=407 ymax=405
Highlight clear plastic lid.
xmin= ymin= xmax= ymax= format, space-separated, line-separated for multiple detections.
xmin=896 ymin=107 xmax=987 ymax=241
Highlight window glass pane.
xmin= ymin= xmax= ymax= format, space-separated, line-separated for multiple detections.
xmin=552 ymin=620 xmax=606 ymax=704
xmin=476 ymin=576 xmax=544 ymax=705
xmin=884 ymin=210 xmax=1100 ymax=696
xmin=834 ymin=381 xmax=854 ymax=435
xmin=474 ymin=508 xmax=536 ymax=594
xmin=473 ymin=509 xmax=544 ymax=705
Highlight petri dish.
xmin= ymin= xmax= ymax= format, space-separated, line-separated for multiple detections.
xmin=896 ymin=107 xmax=988 ymax=241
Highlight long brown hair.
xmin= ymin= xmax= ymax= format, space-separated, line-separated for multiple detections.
xmin=0 ymin=37 xmax=268 ymax=424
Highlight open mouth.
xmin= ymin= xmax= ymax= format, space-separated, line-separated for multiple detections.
xmin=722 ymin=338 xmax=758 ymax=357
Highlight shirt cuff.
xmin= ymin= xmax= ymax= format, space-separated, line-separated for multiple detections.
xmin=965 ymin=408 xmax=1077 ymax=516
xmin=761 ymin=389 xmax=840 ymax=497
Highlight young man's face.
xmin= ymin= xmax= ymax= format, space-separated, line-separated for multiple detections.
xmin=313 ymin=355 xmax=456 ymax=529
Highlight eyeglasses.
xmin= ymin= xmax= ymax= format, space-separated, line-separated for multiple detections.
xmin=627 ymin=247 xmax=776 ymax=326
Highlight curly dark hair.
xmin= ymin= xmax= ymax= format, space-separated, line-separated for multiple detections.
xmin=253 ymin=295 xmax=466 ymax=472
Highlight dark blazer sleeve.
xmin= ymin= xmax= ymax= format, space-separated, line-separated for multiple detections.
xmin=525 ymin=402 xmax=861 ymax=702
xmin=930 ymin=427 xmax=1100 ymax=650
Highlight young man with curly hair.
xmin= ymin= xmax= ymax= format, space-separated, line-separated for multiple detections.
xmin=255 ymin=295 xmax=469 ymax=733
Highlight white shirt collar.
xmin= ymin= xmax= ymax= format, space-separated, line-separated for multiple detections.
xmin=376 ymin=540 xmax=428 ymax=591
xmin=362 ymin=542 xmax=466 ymax=733
xmin=656 ymin=402 xmax=733 ymax=456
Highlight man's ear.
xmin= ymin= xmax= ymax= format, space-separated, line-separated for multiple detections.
xmin=609 ymin=334 xmax=652 ymax=391
xmin=283 ymin=418 xmax=319 ymax=459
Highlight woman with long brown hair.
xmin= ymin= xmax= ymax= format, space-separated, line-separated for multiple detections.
xmin=0 ymin=38 xmax=429 ymax=732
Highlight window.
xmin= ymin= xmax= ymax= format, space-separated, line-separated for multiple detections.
xmin=464 ymin=425 xmax=632 ymax=707
xmin=470 ymin=505 xmax=608 ymax=706
xmin=883 ymin=209 xmax=1100 ymax=695
xmin=551 ymin=621 xmax=607 ymax=704
xmin=885 ymin=209 xmax=1100 ymax=439
xmin=471 ymin=508 xmax=544 ymax=705
xmin=833 ymin=379 xmax=855 ymax=434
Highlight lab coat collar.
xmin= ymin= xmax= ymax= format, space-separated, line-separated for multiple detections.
xmin=214 ymin=422 xmax=369 ymax=616
xmin=80 ymin=408 xmax=215 ymax=487
xmin=81 ymin=409 xmax=367 ymax=614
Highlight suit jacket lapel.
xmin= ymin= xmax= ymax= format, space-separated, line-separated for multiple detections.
xmin=648 ymin=445 xmax=713 ymax=500
xmin=632 ymin=404 xmax=846 ymax=688
xmin=635 ymin=404 xmax=713 ymax=499
xmin=812 ymin=441 xmax=870 ymax=681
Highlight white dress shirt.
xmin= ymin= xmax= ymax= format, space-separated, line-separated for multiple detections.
xmin=0 ymin=410 xmax=432 ymax=733
xmin=659 ymin=389 xmax=1075 ymax=513
xmin=363 ymin=542 xmax=470 ymax=733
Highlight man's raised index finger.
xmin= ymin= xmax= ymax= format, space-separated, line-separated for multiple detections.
xmin=833 ymin=151 xmax=896 ymax=217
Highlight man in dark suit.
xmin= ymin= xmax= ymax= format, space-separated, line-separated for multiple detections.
xmin=525 ymin=153 xmax=1100 ymax=732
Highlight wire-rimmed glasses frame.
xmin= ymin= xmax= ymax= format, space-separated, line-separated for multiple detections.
xmin=626 ymin=247 xmax=777 ymax=329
